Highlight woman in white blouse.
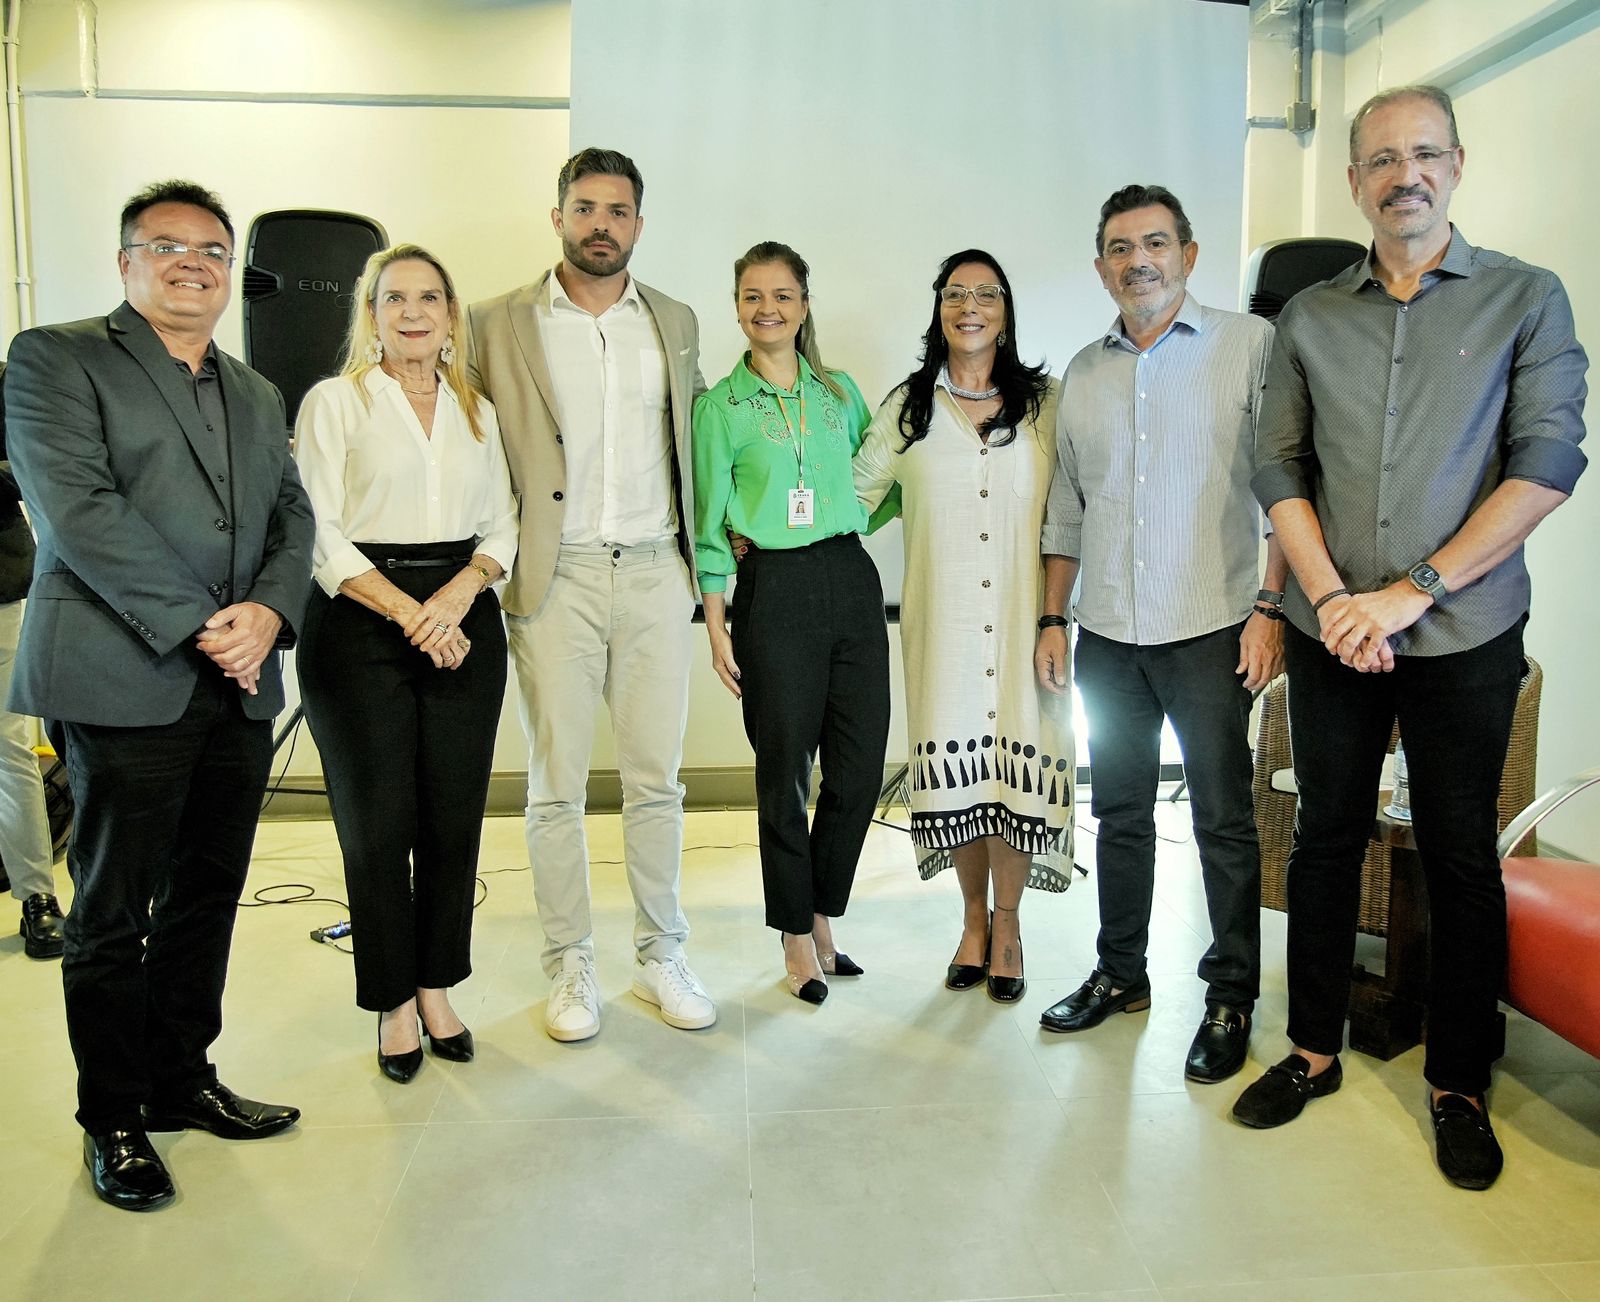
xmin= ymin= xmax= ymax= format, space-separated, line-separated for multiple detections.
xmin=854 ymin=249 xmax=1073 ymax=1005
xmin=295 ymin=244 xmax=518 ymax=1083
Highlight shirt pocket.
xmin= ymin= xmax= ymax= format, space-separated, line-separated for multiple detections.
xmin=639 ymin=350 xmax=670 ymax=417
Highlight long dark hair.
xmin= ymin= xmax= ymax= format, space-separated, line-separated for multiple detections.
xmin=894 ymin=248 xmax=1050 ymax=450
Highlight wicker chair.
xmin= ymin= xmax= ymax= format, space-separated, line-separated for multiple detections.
xmin=1255 ymin=656 xmax=1542 ymax=936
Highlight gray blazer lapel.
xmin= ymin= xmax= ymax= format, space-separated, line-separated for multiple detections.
xmin=108 ymin=302 xmax=228 ymax=508
xmin=507 ymin=274 xmax=561 ymax=429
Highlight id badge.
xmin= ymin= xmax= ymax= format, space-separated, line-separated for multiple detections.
xmin=788 ymin=487 xmax=814 ymax=528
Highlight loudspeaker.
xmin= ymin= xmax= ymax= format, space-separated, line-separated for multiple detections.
xmin=241 ymin=210 xmax=388 ymax=430
xmin=1245 ymin=237 xmax=1366 ymax=320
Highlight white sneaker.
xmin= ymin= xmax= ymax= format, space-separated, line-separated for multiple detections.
xmin=545 ymin=950 xmax=601 ymax=1042
xmin=632 ymin=954 xmax=717 ymax=1030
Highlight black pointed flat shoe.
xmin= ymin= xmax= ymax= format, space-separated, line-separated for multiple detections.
xmin=818 ymin=950 xmax=863 ymax=977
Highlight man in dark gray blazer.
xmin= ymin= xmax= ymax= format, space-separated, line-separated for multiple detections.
xmin=5 ymin=179 xmax=315 ymax=1211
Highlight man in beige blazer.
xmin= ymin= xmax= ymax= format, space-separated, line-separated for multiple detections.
xmin=467 ymin=148 xmax=714 ymax=1041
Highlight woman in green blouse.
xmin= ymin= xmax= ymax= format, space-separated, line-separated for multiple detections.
xmin=693 ymin=241 xmax=891 ymax=1006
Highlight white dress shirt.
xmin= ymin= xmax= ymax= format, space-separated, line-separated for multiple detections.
xmin=1043 ymin=293 xmax=1274 ymax=646
xmin=537 ymin=271 xmax=677 ymax=546
xmin=295 ymin=368 xmax=520 ymax=596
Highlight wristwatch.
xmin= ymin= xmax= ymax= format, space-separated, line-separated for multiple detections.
xmin=1407 ymin=560 xmax=1448 ymax=600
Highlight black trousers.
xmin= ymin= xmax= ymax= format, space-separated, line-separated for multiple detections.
xmin=298 ymin=541 xmax=507 ymax=1012
xmin=1283 ymin=619 xmax=1524 ymax=1094
xmin=54 ymin=665 xmax=271 ymax=1134
xmin=732 ymin=534 xmax=890 ymax=934
xmin=1075 ymin=623 xmax=1261 ymax=1009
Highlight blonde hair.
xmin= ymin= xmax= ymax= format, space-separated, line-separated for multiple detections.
xmin=340 ymin=243 xmax=487 ymax=442
xmin=733 ymin=241 xmax=845 ymax=400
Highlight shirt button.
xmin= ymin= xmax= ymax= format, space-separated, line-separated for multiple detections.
xmin=979 ymin=448 xmax=988 ymax=456
xmin=979 ymin=489 xmax=989 ymax=498
xmin=981 ymin=579 xmax=991 ymax=588
xmin=984 ymin=624 xmax=993 ymax=633
xmin=553 ymin=491 xmax=564 ymax=501
xmin=987 ymin=710 xmax=996 ymax=721
xmin=1382 ymin=462 xmax=1395 ymax=471
xmin=214 ymin=518 xmax=229 ymax=531
xmin=1137 ymin=475 xmax=1145 ymax=484
xmin=1138 ymin=392 xmax=1146 ymax=400
xmin=556 ymin=434 xmax=564 ymax=444
xmin=216 ymin=473 xmax=225 ymax=483
xmin=1136 ymin=560 xmax=1145 ymax=569
xmin=1137 ymin=518 xmax=1144 ymax=527
xmin=986 ymin=668 xmax=995 ymax=677
xmin=1380 ymin=519 xmax=1390 ymax=527
xmin=1393 ymin=355 xmax=1403 ymax=363
xmin=1138 ymin=433 xmax=1147 ymax=441
xmin=1387 ymin=407 xmax=1398 ymax=417
xmin=979 ymin=532 xmax=989 ymax=541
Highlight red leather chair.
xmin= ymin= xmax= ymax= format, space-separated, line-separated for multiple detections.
xmin=1498 ymin=767 xmax=1600 ymax=1060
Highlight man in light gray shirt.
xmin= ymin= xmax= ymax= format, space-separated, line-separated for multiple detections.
xmin=1035 ymin=184 xmax=1285 ymax=1085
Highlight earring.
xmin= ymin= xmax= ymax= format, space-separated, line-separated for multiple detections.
xmin=365 ymin=339 xmax=383 ymax=364
xmin=440 ymin=334 xmax=456 ymax=365
xmin=998 ymin=331 xmax=1008 ymax=346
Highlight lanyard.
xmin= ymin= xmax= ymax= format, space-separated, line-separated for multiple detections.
xmin=770 ymin=384 xmax=808 ymax=488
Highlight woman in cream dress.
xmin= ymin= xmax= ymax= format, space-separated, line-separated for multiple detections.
xmin=855 ymin=248 xmax=1074 ymax=1004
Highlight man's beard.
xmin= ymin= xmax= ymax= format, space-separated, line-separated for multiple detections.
xmin=565 ymin=234 xmax=631 ymax=277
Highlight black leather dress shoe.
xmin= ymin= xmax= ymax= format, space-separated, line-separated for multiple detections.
xmin=1232 ymin=1053 xmax=1342 ymax=1128
xmin=422 ymin=1021 xmax=475 ymax=1063
xmin=20 ymin=893 xmax=66 ymax=960
xmin=143 ymin=1082 xmax=300 ymax=1139
xmin=1184 ymin=1003 xmax=1252 ymax=1083
xmin=1039 ymin=970 xmax=1152 ymax=1033
xmin=1431 ymin=1092 xmax=1503 ymax=1190
xmin=84 ymin=1129 xmax=175 ymax=1211
xmin=945 ymin=960 xmax=985 ymax=990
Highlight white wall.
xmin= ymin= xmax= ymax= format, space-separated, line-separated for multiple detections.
xmin=1243 ymin=0 xmax=1600 ymax=857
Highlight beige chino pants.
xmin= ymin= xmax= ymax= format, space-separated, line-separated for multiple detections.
xmin=507 ymin=541 xmax=694 ymax=977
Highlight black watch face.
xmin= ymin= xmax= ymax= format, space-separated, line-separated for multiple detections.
xmin=1411 ymin=562 xmax=1441 ymax=589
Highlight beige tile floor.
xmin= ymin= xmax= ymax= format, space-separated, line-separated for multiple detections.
xmin=1 ymin=801 xmax=1598 ymax=1301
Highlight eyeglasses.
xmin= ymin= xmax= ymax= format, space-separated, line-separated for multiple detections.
xmin=123 ymin=241 xmax=237 ymax=268
xmin=939 ymin=284 xmax=1005 ymax=308
xmin=1353 ymin=148 xmax=1457 ymax=179
xmin=1101 ymin=235 xmax=1186 ymax=262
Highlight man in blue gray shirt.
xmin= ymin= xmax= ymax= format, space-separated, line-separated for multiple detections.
xmin=1036 ymin=184 xmax=1286 ymax=1086
xmin=1236 ymin=86 xmax=1587 ymax=1191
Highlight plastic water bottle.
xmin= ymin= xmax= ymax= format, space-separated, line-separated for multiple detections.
xmin=1384 ymin=740 xmax=1412 ymax=822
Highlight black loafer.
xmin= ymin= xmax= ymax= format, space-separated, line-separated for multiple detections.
xmin=1232 ymin=1053 xmax=1342 ymax=1128
xmin=20 ymin=893 xmax=66 ymax=960
xmin=143 ymin=1082 xmax=300 ymax=1139
xmin=1431 ymin=1092 xmax=1503 ymax=1190
xmin=1039 ymin=969 xmax=1151 ymax=1033
xmin=83 ymin=1129 xmax=175 ymax=1211
xmin=1184 ymin=1003 xmax=1253 ymax=1083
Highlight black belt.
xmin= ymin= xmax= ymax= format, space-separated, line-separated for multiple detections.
xmin=380 ymin=554 xmax=472 ymax=570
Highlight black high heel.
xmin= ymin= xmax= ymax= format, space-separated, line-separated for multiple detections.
xmin=986 ymin=909 xmax=1026 ymax=1004
xmin=781 ymin=934 xmax=828 ymax=1004
xmin=817 ymin=950 xmax=864 ymax=977
xmin=946 ymin=910 xmax=990 ymax=991
xmin=377 ymin=1013 xmax=423 ymax=1083
xmin=420 ymin=1015 xmax=475 ymax=1063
